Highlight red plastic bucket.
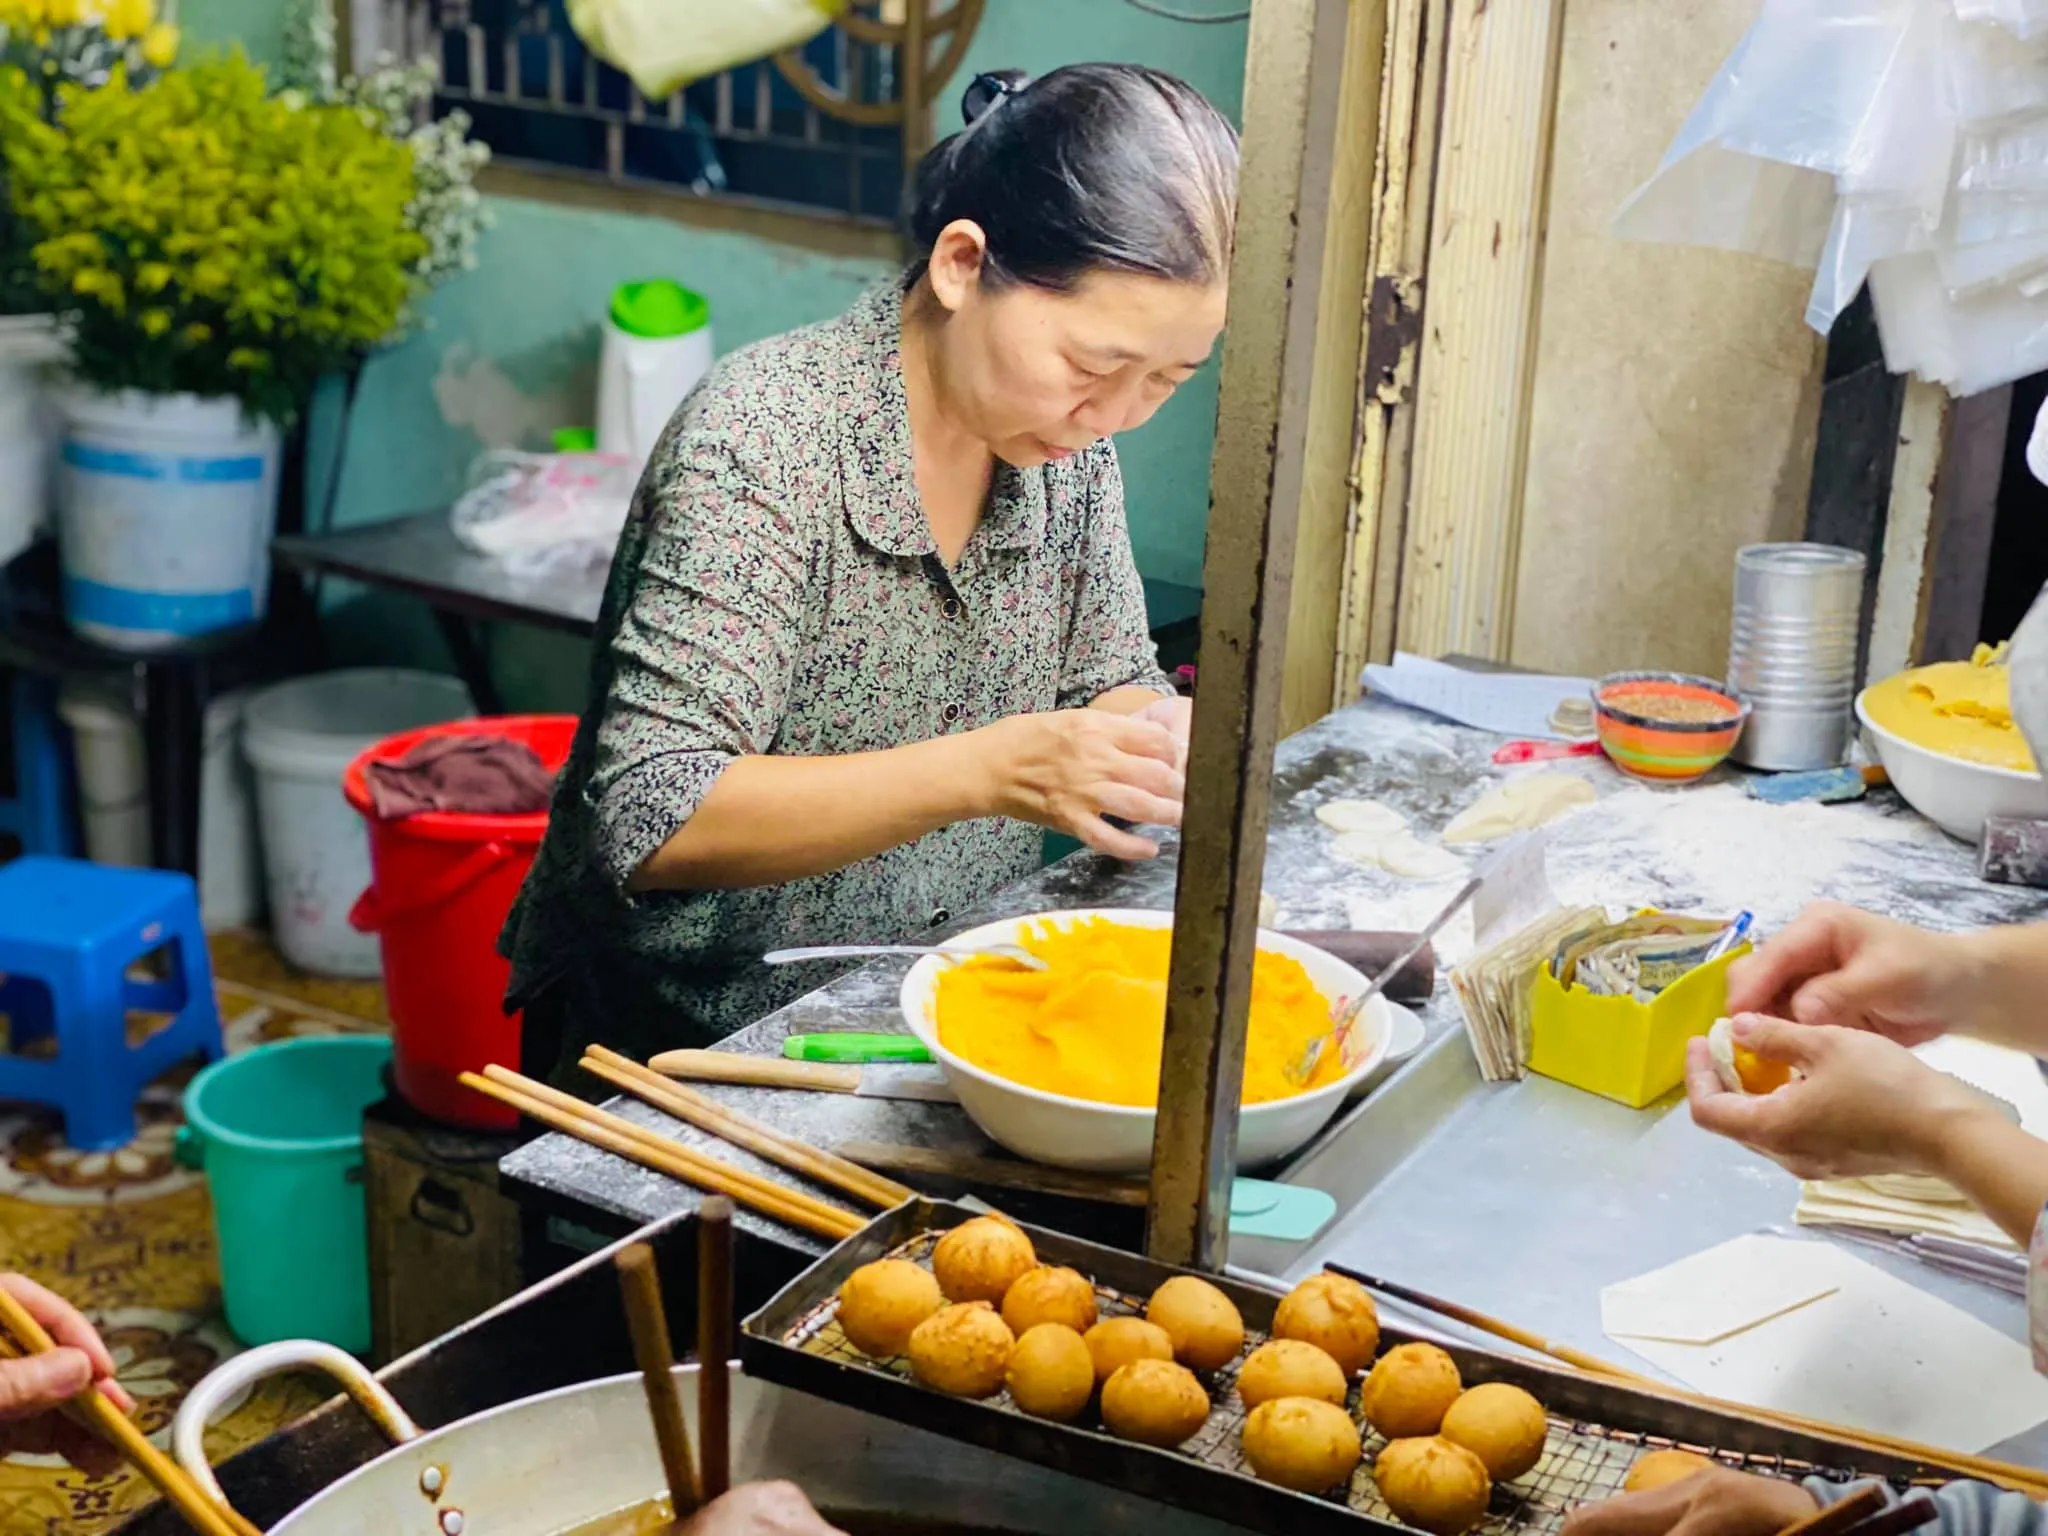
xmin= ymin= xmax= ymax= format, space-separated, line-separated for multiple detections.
xmin=343 ymin=715 xmax=575 ymax=1130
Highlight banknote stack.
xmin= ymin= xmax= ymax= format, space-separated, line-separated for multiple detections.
xmin=1453 ymin=907 xmax=1747 ymax=1082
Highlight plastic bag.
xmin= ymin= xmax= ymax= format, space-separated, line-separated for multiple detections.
xmin=564 ymin=0 xmax=841 ymax=101
xmin=449 ymin=450 xmax=639 ymax=582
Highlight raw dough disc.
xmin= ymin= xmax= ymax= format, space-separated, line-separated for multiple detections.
xmin=1316 ymin=799 xmax=1406 ymax=836
xmin=1376 ymin=832 xmax=1465 ymax=882
xmin=1442 ymin=773 xmax=1596 ymax=846
xmin=1258 ymin=892 xmax=1280 ymax=928
xmin=1332 ymin=829 xmax=1395 ymax=867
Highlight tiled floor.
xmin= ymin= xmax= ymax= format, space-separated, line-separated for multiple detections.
xmin=0 ymin=931 xmax=390 ymax=1534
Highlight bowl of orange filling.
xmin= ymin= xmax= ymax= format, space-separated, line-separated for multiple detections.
xmin=900 ymin=910 xmax=1393 ymax=1173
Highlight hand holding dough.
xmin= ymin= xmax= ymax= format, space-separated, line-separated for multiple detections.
xmin=1442 ymin=774 xmax=1595 ymax=846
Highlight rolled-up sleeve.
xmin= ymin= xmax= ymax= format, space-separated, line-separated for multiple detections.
xmin=591 ymin=436 xmax=808 ymax=886
xmin=1056 ymin=446 xmax=1175 ymax=710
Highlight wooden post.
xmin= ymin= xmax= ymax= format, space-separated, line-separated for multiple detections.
xmin=1146 ymin=0 xmax=1352 ymax=1272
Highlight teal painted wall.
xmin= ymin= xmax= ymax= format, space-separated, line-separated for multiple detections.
xmin=179 ymin=0 xmax=1246 ymax=709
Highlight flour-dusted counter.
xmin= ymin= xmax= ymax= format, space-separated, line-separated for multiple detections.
xmin=500 ymin=695 xmax=2048 ymax=1462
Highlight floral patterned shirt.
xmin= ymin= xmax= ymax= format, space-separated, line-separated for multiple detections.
xmin=501 ymin=282 xmax=1171 ymax=1066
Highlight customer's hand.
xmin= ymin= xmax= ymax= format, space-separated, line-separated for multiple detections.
xmin=1561 ymin=1466 xmax=1818 ymax=1536
xmin=1725 ymin=902 xmax=1977 ymax=1047
xmin=680 ymin=1481 xmax=847 ymax=1536
xmin=976 ymin=710 xmax=1184 ymax=861
xmin=1685 ymin=1016 xmax=1995 ymax=1180
xmin=0 ymin=1274 xmax=134 ymax=1475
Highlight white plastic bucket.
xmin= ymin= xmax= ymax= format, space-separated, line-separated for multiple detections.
xmin=54 ymin=389 xmax=283 ymax=650
xmin=57 ymin=681 xmax=266 ymax=930
xmin=243 ymin=670 xmax=473 ymax=977
xmin=0 ymin=362 xmax=51 ymax=564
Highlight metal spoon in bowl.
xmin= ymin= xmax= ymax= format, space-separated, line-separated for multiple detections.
xmin=762 ymin=943 xmax=1048 ymax=971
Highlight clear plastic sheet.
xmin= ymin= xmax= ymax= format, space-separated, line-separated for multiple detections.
xmin=448 ymin=449 xmax=638 ymax=582
xmin=1616 ymin=0 xmax=2048 ymax=393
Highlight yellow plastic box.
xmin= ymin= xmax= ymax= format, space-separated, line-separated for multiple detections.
xmin=1525 ymin=945 xmax=1750 ymax=1110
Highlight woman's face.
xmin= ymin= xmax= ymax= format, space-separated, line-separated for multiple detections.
xmin=920 ymin=221 xmax=1228 ymax=469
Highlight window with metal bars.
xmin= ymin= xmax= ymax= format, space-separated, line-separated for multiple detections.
xmin=381 ymin=0 xmax=956 ymax=228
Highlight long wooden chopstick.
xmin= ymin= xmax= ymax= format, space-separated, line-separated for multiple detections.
xmin=0 ymin=1289 xmax=261 ymax=1536
xmin=1778 ymin=1487 xmax=1886 ymax=1536
xmin=462 ymin=1070 xmax=860 ymax=1241
xmin=1836 ymin=1497 xmax=1940 ymax=1536
xmin=584 ymin=1045 xmax=914 ymax=1209
xmin=1330 ymin=1265 xmax=2048 ymax=1499
xmin=698 ymin=1195 xmax=735 ymax=1504
xmin=480 ymin=1064 xmax=864 ymax=1237
xmin=616 ymin=1243 xmax=701 ymax=1525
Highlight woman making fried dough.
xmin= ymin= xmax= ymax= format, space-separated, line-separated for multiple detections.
xmin=1569 ymin=903 xmax=2048 ymax=1534
xmin=503 ymin=64 xmax=1240 ymax=1084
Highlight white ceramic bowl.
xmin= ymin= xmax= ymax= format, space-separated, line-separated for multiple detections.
xmin=1856 ymin=691 xmax=2048 ymax=843
xmin=900 ymin=908 xmax=1391 ymax=1174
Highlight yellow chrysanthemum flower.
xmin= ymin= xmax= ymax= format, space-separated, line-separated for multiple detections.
xmin=138 ymin=18 xmax=175 ymax=66
xmin=102 ymin=0 xmax=149 ymax=40
xmin=43 ymin=0 xmax=80 ymax=27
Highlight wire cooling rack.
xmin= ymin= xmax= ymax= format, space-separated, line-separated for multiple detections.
xmin=774 ymin=1228 xmax=1889 ymax=1535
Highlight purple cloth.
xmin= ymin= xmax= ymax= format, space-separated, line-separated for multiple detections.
xmin=364 ymin=735 xmax=554 ymax=819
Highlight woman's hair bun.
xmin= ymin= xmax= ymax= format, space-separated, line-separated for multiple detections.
xmin=961 ymin=69 xmax=1030 ymax=126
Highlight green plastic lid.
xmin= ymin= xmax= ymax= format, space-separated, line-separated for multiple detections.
xmin=609 ymin=279 xmax=710 ymax=339
xmin=553 ymin=426 xmax=597 ymax=453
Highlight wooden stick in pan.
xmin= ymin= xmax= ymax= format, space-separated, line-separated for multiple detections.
xmin=0 ymin=1288 xmax=261 ymax=1536
xmin=698 ymin=1195 xmax=735 ymax=1505
xmin=1330 ymin=1265 xmax=2048 ymax=1499
xmin=1775 ymin=1487 xmax=1886 ymax=1536
xmin=616 ymin=1243 xmax=701 ymax=1525
xmin=461 ymin=1070 xmax=861 ymax=1242
xmin=1834 ymin=1496 xmax=1940 ymax=1536
xmin=583 ymin=1045 xmax=914 ymax=1209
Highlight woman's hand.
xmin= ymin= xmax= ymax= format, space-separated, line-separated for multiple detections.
xmin=1561 ymin=1467 xmax=1818 ymax=1536
xmin=975 ymin=710 xmax=1184 ymax=860
xmin=0 ymin=1274 xmax=135 ymax=1474
xmin=1725 ymin=902 xmax=1979 ymax=1047
xmin=1131 ymin=694 xmax=1192 ymax=770
xmin=680 ymin=1481 xmax=847 ymax=1536
xmin=1685 ymin=1016 xmax=1996 ymax=1180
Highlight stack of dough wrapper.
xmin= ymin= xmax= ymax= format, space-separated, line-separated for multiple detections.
xmin=1451 ymin=906 xmax=1607 ymax=1081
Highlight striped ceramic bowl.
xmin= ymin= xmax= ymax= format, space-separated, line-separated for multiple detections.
xmin=1593 ymin=671 xmax=1750 ymax=782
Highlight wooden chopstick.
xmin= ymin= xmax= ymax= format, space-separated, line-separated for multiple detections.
xmin=1330 ymin=1265 xmax=2048 ymax=1499
xmin=480 ymin=1064 xmax=863 ymax=1238
xmin=698 ymin=1196 xmax=735 ymax=1505
xmin=1777 ymin=1487 xmax=1885 ymax=1536
xmin=1838 ymin=1496 xmax=1940 ymax=1536
xmin=462 ymin=1070 xmax=861 ymax=1241
xmin=616 ymin=1243 xmax=701 ymax=1524
xmin=0 ymin=1288 xmax=261 ymax=1536
xmin=583 ymin=1045 xmax=914 ymax=1209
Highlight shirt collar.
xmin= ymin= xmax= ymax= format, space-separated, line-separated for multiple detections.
xmin=836 ymin=282 xmax=1049 ymax=560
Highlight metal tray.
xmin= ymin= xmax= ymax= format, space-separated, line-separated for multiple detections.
xmin=741 ymin=1200 xmax=1948 ymax=1536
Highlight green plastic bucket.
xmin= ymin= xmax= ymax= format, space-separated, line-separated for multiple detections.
xmin=178 ymin=1035 xmax=391 ymax=1351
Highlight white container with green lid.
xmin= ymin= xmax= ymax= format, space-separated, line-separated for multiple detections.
xmin=596 ymin=278 xmax=714 ymax=469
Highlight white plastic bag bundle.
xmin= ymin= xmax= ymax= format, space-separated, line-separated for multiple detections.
xmin=449 ymin=450 xmax=639 ymax=582
xmin=1617 ymin=0 xmax=2048 ymax=394
xmin=565 ymin=0 xmax=842 ymax=102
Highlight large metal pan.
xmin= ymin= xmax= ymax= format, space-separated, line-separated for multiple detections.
xmin=168 ymin=1341 xmax=1260 ymax=1535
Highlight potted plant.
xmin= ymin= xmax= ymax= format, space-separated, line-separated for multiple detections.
xmin=0 ymin=0 xmax=180 ymax=565
xmin=0 ymin=52 xmax=427 ymax=649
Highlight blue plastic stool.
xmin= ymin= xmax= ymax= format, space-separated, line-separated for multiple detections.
xmin=0 ymin=857 xmax=223 ymax=1150
xmin=0 ymin=674 xmax=78 ymax=858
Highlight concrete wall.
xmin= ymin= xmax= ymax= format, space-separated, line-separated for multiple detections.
xmin=181 ymin=0 xmax=1247 ymax=708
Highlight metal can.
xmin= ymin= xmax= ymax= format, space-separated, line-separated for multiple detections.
xmin=1726 ymin=543 xmax=1866 ymax=770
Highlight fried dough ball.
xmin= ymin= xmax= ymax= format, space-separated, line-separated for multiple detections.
xmin=1374 ymin=1436 xmax=1493 ymax=1536
xmin=1623 ymin=1449 xmax=1715 ymax=1495
xmin=1001 ymin=1265 xmax=1100 ymax=1336
xmin=1100 ymin=1358 xmax=1211 ymax=1448
xmin=1145 ymin=1275 xmax=1245 ymax=1373
xmin=1272 ymin=1272 xmax=1381 ymax=1378
xmin=1004 ymin=1323 xmax=1095 ymax=1422
xmin=1241 ymin=1397 xmax=1363 ymax=1492
xmin=1360 ymin=1342 xmax=1464 ymax=1439
xmin=835 ymin=1259 xmax=943 ymax=1358
xmin=1082 ymin=1317 xmax=1176 ymax=1386
xmin=1440 ymin=1382 xmax=1548 ymax=1483
xmin=1236 ymin=1339 xmax=1349 ymax=1411
xmin=931 ymin=1217 xmax=1037 ymax=1305
xmin=906 ymin=1301 xmax=1014 ymax=1399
